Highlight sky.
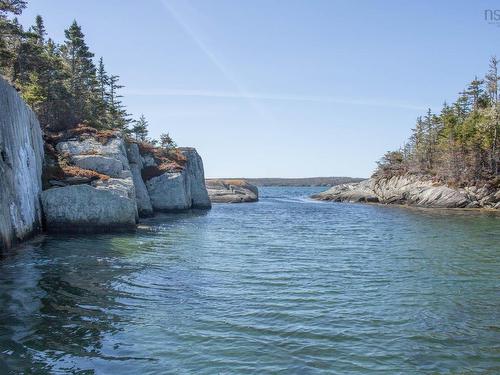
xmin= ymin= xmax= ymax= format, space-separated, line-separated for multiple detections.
xmin=19 ymin=0 xmax=500 ymax=178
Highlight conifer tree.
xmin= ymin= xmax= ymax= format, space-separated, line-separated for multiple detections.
xmin=106 ymin=74 xmax=130 ymax=131
xmin=486 ymin=57 xmax=499 ymax=174
xmin=160 ymin=132 xmax=176 ymax=149
xmin=0 ymin=1 xmax=26 ymax=76
xmin=31 ymin=14 xmax=45 ymax=45
xmin=60 ymin=20 xmax=98 ymax=125
xmin=131 ymin=114 xmax=149 ymax=141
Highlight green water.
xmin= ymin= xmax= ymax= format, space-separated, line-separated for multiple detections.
xmin=0 ymin=187 xmax=499 ymax=374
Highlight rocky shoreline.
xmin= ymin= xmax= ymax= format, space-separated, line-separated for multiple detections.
xmin=0 ymin=77 xmax=212 ymax=251
xmin=312 ymin=175 xmax=500 ymax=209
xmin=206 ymin=179 xmax=259 ymax=203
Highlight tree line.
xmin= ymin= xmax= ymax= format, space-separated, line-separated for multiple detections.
xmin=375 ymin=58 xmax=499 ymax=186
xmin=0 ymin=0 xmax=175 ymax=148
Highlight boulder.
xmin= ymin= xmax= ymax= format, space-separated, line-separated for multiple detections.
xmin=71 ymin=155 xmax=124 ymax=178
xmin=312 ymin=179 xmax=378 ymax=203
xmin=146 ymin=172 xmax=191 ymax=211
xmin=41 ymin=185 xmax=136 ymax=233
xmin=144 ymin=147 xmax=211 ymax=211
xmin=180 ymin=148 xmax=211 ymax=208
xmin=92 ymin=177 xmax=136 ymax=200
xmin=206 ymin=179 xmax=259 ymax=203
xmin=57 ymin=137 xmax=131 ymax=174
xmin=0 ymin=77 xmax=44 ymax=251
xmin=52 ymin=135 xmax=143 ymax=222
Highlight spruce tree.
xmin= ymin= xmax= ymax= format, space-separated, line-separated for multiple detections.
xmin=486 ymin=57 xmax=499 ymax=174
xmin=106 ymin=74 xmax=130 ymax=131
xmin=60 ymin=20 xmax=98 ymax=126
xmin=31 ymin=14 xmax=45 ymax=45
xmin=131 ymin=114 xmax=149 ymax=141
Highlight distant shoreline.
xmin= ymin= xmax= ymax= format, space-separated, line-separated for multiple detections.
xmin=206 ymin=177 xmax=365 ymax=187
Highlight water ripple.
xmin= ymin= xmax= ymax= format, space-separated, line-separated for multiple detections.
xmin=0 ymin=187 xmax=499 ymax=374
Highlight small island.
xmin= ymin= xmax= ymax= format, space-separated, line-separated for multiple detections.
xmin=206 ymin=179 xmax=259 ymax=203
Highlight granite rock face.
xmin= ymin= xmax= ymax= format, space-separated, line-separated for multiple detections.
xmin=71 ymin=155 xmax=124 ymax=178
xmin=41 ymin=185 xmax=137 ymax=232
xmin=57 ymin=136 xmax=131 ymax=178
xmin=206 ymin=180 xmax=259 ymax=203
xmin=145 ymin=148 xmax=211 ymax=211
xmin=52 ymin=135 xmax=138 ymax=220
xmin=0 ymin=78 xmax=44 ymax=251
xmin=180 ymin=148 xmax=211 ymax=209
xmin=0 ymin=79 xmax=212 ymax=242
xmin=312 ymin=175 xmax=499 ymax=209
xmin=146 ymin=172 xmax=191 ymax=211
xmin=126 ymin=143 xmax=153 ymax=217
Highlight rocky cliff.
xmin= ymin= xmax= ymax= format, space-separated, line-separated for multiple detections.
xmin=312 ymin=175 xmax=500 ymax=209
xmin=41 ymin=130 xmax=211 ymax=232
xmin=0 ymin=78 xmax=44 ymax=251
xmin=42 ymin=133 xmax=139 ymax=232
xmin=145 ymin=148 xmax=211 ymax=211
xmin=206 ymin=179 xmax=259 ymax=203
xmin=0 ymin=80 xmax=211 ymax=245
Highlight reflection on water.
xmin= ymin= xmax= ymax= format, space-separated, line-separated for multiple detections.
xmin=0 ymin=187 xmax=499 ymax=374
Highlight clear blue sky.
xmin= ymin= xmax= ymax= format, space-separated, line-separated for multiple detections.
xmin=19 ymin=0 xmax=500 ymax=178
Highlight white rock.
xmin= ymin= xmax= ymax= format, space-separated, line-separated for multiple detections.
xmin=180 ymin=148 xmax=211 ymax=208
xmin=71 ymin=154 xmax=124 ymax=177
xmin=126 ymin=143 xmax=153 ymax=217
xmin=144 ymin=148 xmax=211 ymax=211
xmin=146 ymin=171 xmax=191 ymax=211
xmin=0 ymin=77 xmax=44 ymax=251
xmin=41 ymin=185 xmax=136 ymax=232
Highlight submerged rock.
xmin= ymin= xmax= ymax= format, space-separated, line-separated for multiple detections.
xmin=312 ymin=175 xmax=498 ymax=209
xmin=205 ymin=179 xmax=259 ymax=203
xmin=0 ymin=78 xmax=44 ymax=251
xmin=41 ymin=185 xmax=136 ymax=233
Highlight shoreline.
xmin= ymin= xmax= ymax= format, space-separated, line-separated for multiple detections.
xmin=311 ymin=175 xmax=500 ymax=211
xmin=312 ymin=197 xmax=500 ymax=213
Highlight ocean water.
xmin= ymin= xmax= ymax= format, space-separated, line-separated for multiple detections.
xmin=0 ymin=187 xmax=499 ymax=374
